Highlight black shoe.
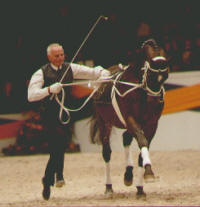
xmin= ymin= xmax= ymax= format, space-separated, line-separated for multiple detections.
xmin=42 ymin=179 xmax=50 ymax=200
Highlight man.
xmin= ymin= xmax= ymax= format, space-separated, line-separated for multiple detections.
xmin=27 ymin=43 xmax=110 ymax=200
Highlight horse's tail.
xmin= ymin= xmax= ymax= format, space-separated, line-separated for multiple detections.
xmin=89 ymin=111 xmax=101 ymax=145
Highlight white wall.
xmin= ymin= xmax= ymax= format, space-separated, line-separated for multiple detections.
xmin=74 ymin=110 xmax=200 ymax=152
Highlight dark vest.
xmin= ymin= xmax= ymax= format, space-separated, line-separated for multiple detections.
xmin=40 ymin=62 xmax=73 ymax=122
xmin=41 ymin=62 xmax=73 ymax=87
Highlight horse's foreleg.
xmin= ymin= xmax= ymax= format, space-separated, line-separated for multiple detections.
xmin=123 ymin=130 xmax=134 ymax=186
xmin=126 ymin=116 xmax=155 ymax=182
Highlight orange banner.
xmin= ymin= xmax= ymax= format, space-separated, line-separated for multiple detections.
xmin=163 ymin=83 xmax=200 ymax=114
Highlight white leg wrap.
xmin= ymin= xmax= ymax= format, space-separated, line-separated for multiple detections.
xmin=141 ymin=147 xmax=151 ymax=167
xmin=135 ymin=167 xmax=144 ymax=187
xmin=105 ymin=162 xmax=112 ymax=185
xmin=124 ymin=146 xmax=133 ymax=167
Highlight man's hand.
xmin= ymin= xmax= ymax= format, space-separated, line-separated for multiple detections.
xmin=48 ymin=82 xmax=63 ymax=94
xmin=101 ymin=69 xmax=111 ymax=77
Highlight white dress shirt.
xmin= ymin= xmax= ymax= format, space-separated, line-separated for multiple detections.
xmin=28 ymin=63 xmax=110 ymax=102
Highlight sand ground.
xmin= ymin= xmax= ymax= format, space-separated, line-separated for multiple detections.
xmin=0 ymin=150 xmax=200 ymax=206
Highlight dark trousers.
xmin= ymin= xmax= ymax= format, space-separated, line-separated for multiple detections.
xmin=42 ymin=121 xmax=69 ymax=186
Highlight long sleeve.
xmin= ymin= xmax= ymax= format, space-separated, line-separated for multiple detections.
xmin=70 ymin=63 xmax=110 ymax=79
xmin=27 ymin=69 xmax=49 ymax=102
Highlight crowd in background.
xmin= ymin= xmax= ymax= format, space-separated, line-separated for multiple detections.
xmin=2 ymin=1 xmax=200 ymax=114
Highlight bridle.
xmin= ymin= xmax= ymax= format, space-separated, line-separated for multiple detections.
xmin=142 ymin=58 xmax=168 ymax=96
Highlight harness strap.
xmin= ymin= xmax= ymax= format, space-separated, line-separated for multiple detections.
xmin=111 ymin=89 xmax=126 ymax=127
xmin=111 ymin=73 xmax=126 ymax=127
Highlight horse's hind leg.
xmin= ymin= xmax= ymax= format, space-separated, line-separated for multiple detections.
xmin=135 ymin=153 xmax=146 ymax=198
xmin=99 ymin=122 xmax=113 ymax=194
xmin=122 ymin=130 xmax=146 ymax=199
xmin=123 ymin=130 xmax=134 ymax=186
xmin=103 ymin=142 xmax=113 ymax=195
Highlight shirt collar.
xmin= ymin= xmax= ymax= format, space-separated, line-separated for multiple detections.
xmin=50 ymin=63 xmax=62 ymax=71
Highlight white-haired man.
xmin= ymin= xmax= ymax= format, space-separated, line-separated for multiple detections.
xmin=28 ymin=43 xmax=110 ymax=200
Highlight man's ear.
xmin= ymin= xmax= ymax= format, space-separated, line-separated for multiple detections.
xmin=47 ymin=55 xmax=51 ymax=62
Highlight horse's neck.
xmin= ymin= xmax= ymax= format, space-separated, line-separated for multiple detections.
xmin=121 ymin=64 xmax=143 ymax=84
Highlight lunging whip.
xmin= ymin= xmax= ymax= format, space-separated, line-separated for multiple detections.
xmin=50 ymin=15 xmax=108 ymax=100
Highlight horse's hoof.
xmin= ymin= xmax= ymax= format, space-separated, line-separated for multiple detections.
xmin=136 ymin=186 xmax=146 ymax=200
xmin=144 ymin=164 xmax=155 ymax=183
xmin=136 ymin=191 xmax=146 ymax=200
xmin=105 ymin=184 xmax=114 ymax=195
xmin=124 ymin=179 xmax=133 ymax=186
xmin=124 ymin=166 xmax=133 ymax=186
xmin=104 ymin=189 xmax=114 ymax=195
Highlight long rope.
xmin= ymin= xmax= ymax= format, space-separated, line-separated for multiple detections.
xmin=55 ymin=77 xmax=142 ymax=124
xmin=55 ymin=60 xmax=167 ymax=124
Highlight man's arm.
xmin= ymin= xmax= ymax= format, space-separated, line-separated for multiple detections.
xmin=28 ymin=69 xmax=63 ymax=102
xmin=27 ymin=69 xmax=49 ymax=102
xmin=70 ymin=63 xmax=110 ymax=80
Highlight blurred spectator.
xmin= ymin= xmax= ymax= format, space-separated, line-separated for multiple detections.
xmin=3 ymin=1 xmax=200 ymax=116
xmin=137 ymin=22 xmax=152 ymax=39
xmin=180 ymin=49 xmax=194 ymax=71
xmin=1 ymin=81 xmax=17 ymax=113
xmin=192 ymin=36 xmax=200 ymax=70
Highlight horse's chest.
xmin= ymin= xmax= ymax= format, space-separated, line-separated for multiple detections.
xmin=142 ymin=96 xmax=164 ymax=121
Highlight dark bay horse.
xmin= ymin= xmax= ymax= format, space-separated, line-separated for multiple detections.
xmin=90 ymin=39 xmax=170 ymax=197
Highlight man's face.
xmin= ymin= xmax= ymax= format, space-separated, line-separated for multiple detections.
xmin=48 ymin=46 xmax=65 ymax=67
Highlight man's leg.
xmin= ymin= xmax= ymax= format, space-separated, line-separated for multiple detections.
xmin=55 ymin=125 xmax=68 ymax=187
xmin=42 ymin=152 xmax=57 ymax=200
xmin=55 ymin=151 xmax=65 ymax=187
xmin=42 ymin=129 xmax=57 ymax=200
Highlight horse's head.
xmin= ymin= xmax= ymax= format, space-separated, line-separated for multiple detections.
xmin=141 ymin=39 xmax=169 ymax=95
